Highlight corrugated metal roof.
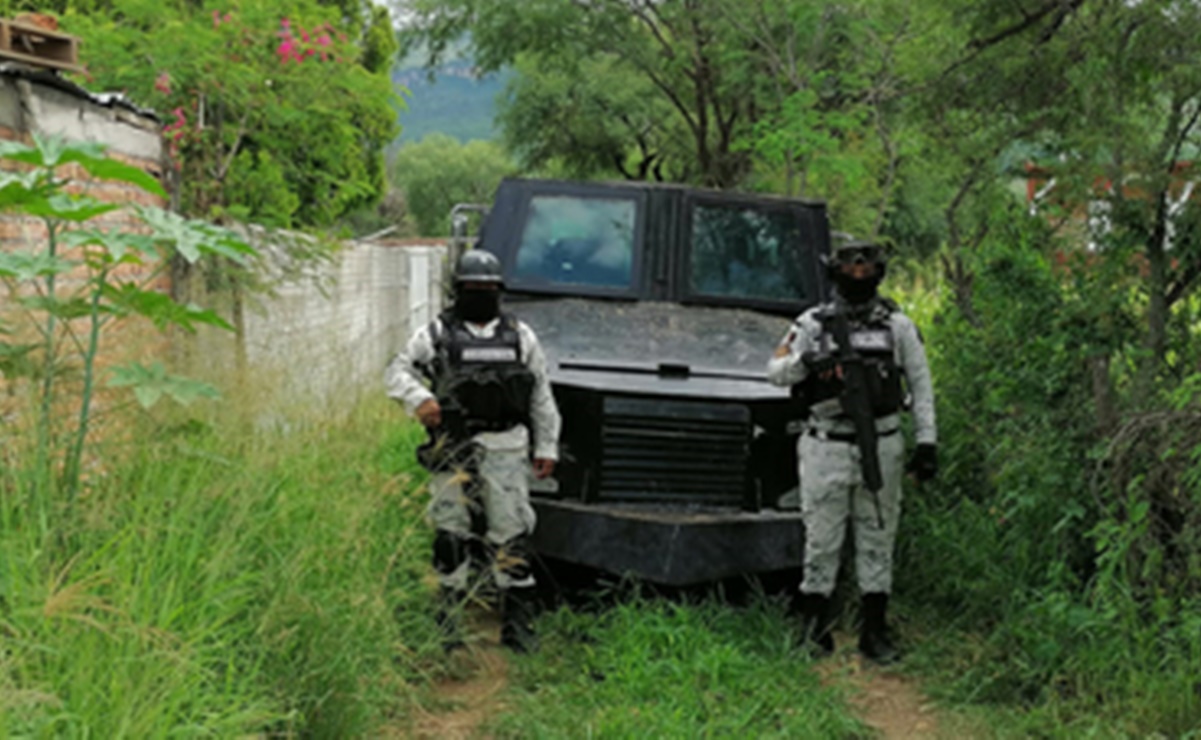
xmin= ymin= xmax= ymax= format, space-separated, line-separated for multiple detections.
xmin=0 ymin=62 xmax=159 ymax=122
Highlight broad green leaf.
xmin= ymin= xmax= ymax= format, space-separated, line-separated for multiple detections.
xmin=0 ymin=252 xmax=78 ymax=281
xmin=23 ymin=194 xmax=120 ymax=222
xmin=101 ymin=283 xmax=234 ymax=333
xmin=0 ymin=340 xmax=40 ymax=380
xmin=0 ymin=139 xmax=41 ymax=165
xmin=64 ymin=229 xmax=157 ymax=263
xmin=0 ymin=171 xmax=45 ymax=210
xmin=31 ymin=133 xmax=78 ymax=167
xmin=134 ymin=206 xmax=255 ymax=264
xmin=20 ymin=295 xmax=103 ymax=320
xmin=108 ymin=361 xmax=220 ymax=408
xmin=63 ymin=154 xmax=167 ymax=198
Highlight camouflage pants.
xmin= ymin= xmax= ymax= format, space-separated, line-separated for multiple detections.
xmin=797 ymin=431 xmax=906 ymax=596
xmin=427 ymin=443 xmax=537 ymax=591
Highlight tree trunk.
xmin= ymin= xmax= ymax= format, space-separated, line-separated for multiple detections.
xmin=1090 ymin=353 xmax=1117 ymax=436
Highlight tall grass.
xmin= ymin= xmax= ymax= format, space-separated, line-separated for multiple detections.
xmin=0 ymin=387 xmax=442 ymax=736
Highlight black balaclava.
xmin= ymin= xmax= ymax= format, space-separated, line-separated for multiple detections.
xmin=832 ymin=270 xmax=882 ymax=305
xmin=454 ymin=288 xmax=501 ymax=323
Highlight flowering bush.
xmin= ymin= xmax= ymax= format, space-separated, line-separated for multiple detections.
xmin=64 ymin=0 xmax=399 ymax=228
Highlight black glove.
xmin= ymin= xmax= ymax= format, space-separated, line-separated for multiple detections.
xmin=907 ymin=443 xmax=938 ymax=482
xmin=801 ymin=351 xmax=838 ymax=376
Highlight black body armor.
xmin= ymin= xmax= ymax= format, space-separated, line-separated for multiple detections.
xmin=427 ymin=312 xmax=536 ymax=432
xmin=800 ymin=303 xmax=904 ymax=417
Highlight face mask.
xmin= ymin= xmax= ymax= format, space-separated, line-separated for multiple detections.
xmin=454 ymin=289 xmax=501 ymax=323
xmin=833 ymin=272 xmax=881 ymax=304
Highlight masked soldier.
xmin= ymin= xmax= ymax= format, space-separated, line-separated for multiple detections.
xmin=385 ymin=250 xmax=561 ymax=653
xmin=767 ymin=240 xmax=937 ymax=664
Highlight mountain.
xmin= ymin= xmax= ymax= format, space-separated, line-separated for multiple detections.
xmin=392 ymin=58 xmax=511 ymax=144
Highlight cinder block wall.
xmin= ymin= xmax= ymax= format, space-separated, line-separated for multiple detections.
xmin=232 ymin=240 xmax=446 ymax=406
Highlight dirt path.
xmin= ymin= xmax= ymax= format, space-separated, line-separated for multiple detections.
xmin=404 ymin=612 xmax=511 ymax=740
xmin=819 ymin=631 xmax=977 ymax=739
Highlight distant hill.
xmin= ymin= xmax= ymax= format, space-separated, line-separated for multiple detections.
xmin=392 ymin=60 xmax=511 ymax=144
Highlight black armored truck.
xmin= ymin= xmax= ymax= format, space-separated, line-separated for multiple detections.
xmin=454 ymin=177 xmax=832 ymax=586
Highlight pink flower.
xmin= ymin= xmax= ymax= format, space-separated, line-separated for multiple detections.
xmin=212 ymin=9 xmax=220 ymax=27
xmin=277 ymin=38 xmax=296 ymax=62
xmin=299 ymin=28 xmax=310 ymax=42
xmin=280 ymin=17 xmax=290 ymax=29
xmin=154 ymin=71 xmax=171 ymax=95
xmin=316 ymin=34 xmax=331 ymax=46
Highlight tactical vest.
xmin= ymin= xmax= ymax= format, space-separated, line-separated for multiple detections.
xmin=428 ymin=312 xmax=536 ymax=431
xmin=799 ymin=303 xmax=904 ymax=418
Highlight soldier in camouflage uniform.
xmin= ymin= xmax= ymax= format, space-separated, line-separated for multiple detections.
xmin=385 ymin=250 xmax=561 ymax=653
xmin=767 ymin=240 xmax=937 ymax=664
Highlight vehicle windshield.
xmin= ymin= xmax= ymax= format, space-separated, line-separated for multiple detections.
xmin=689 ymin=202 xmax=808 ymax=302
xmin=512 ymin=195 xmax=638 ymax=290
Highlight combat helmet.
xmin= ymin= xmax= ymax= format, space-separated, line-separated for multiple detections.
xmin=825 ymin=237 xmax=887 ymax=304
xmin=453 ymin=250 xmax=504 ymax=286
xmin=826 ymin=238 xmax=887 ymax=280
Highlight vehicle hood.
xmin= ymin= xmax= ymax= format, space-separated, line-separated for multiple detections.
xmin=504 ymin=297 xmax=797 ymax=400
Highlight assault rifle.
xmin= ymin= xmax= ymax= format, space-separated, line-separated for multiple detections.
xmin=826 ymin=303 xmax=885 ymax=528
xmin=415 ymin=322 xmax=484 ymax=476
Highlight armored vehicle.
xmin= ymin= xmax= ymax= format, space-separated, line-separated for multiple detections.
xmin=455 ymin=177 xmax=832 ymax=586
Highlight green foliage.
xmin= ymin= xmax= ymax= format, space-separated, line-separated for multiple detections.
xmin=894 ymin=202 xmax=1201 ymax=732
xmin=0 ymin=396 xmax=439 ymax=736
xmin=61 ymin=0 xmax=400 ymax=228
xmin=492 ymin=596 xmax=866 ymax=738
xmin=499 ymin=52 xmax=690 ymax=182
xmin=402 ymin=0 xmax=760 ymax=187
xmin=390 ymin=133 xmax=515 ymax=236
xmin=0 ymin=135 xmax=252 ymax=502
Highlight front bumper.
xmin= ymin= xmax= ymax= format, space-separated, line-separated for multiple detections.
xmin=530 ymin=498 xmax=804 ymax=586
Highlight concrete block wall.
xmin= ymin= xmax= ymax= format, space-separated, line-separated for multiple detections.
xmin=232 ymin=240 xmax=446 ymax=405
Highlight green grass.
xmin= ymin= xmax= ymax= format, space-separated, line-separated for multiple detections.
xmin=0 ymin=393 xmax=443 ymax=737
xmin=488 ymin=595 xmax=868 ymax=739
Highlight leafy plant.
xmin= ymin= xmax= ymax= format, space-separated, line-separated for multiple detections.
xmin=61 ymin=0 xmax=400 ymax=228
xmin=0 ymin=134 xmax=254 ymax=503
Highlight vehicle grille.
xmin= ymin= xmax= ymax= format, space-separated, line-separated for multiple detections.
xmin=598 ymin=396 xmax=750 ymax=504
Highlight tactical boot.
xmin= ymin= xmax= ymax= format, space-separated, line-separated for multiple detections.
xmin=434 ymin=587 xmax=467 ymax=653
xmin=858 ymin=592 xmax=900 ymax=665
xmin=500 ymin=587 xmax=539 ymax=654
xmin=791 ymin=591 xmax=835 ymax=658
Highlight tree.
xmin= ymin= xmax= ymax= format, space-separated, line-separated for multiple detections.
xmin=916 ymin=0 xmax=1201 ymax=395
xmin=390 ymin=134 xmax=514 ymax=235
xmin=498 ymin=53 xmax=693 ymax=182
xmin=59 ymin=0 xmax=400 ymax=228
xmin=399 ymin=0 xmax=761 ymax=188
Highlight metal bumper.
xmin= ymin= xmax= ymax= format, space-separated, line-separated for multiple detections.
xmin=530 ymin=498 xmax=804 ymax=586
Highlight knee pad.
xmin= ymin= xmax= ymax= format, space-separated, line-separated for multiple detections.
xmin=433 ymin=530 xmax=469 ymax=575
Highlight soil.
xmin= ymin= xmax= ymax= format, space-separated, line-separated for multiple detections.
xmin=818 ymin=636 xmax=941 ymax=739
xmin=404 ymin=611 xmax=511 ymax=740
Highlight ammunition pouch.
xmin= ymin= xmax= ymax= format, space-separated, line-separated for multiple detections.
xmin=442 ymin=365 xmax=534 ymax=429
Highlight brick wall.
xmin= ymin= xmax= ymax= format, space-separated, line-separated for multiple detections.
xmin=0 ymin=67 xmax=167 ymax=435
